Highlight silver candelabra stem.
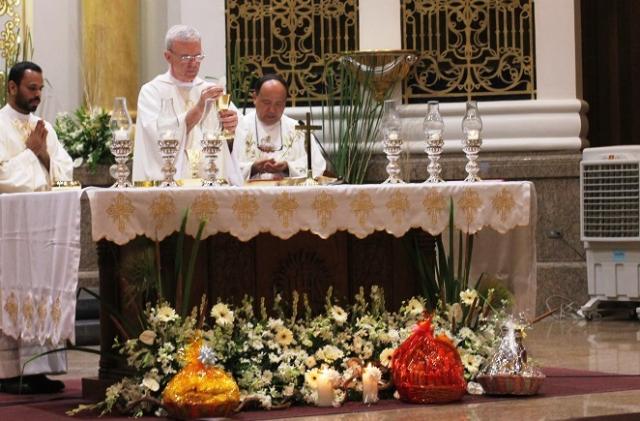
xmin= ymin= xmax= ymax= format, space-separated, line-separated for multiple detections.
xmin=383 ymin=133 xmax=404 ymax=184
xmin=201 ymin=135 xmax=224 ymax=186
xmin=109 ymin=137 xmax=133 ymax=188
xmin=425 ymin=135 xmax=445 ymax=183
xmin=462 ymin=136 xmax=482 ymax=182
xmin=158 ymin=138 xmax=179 ymax=187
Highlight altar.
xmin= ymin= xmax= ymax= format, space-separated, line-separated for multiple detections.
xmin=87 ymin=180 xmax=536 ymax=379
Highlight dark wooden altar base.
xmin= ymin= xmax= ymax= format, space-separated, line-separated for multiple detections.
xmin=94 ymin=230 xmax=435 ymax=383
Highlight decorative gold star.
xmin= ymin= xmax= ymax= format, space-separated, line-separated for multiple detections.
xmin=386 ymin=191 xmax=410 ymax=223
xmin=51 ymin=297 xmax=61 ymax=326
xmin=4 ymin=292 xmax=18 ymax=326
xmin=351 ymin=191 xmax=374 ymax=227
xmin=150 ymin=193 xmax=177 ymax=229
xmin=106 ymin=193 xmax=135 ymax=233
xmin=423 ymin=190 xmax=447 ymax=225
xmin=191 ymin=192 xmax=218 ymax=223
xmin=233 ymin=193 xmax=259 ymax=228
xmin=457 ymin=189 xmax=483 ymax=224
xmin=312 ymin=191 xmax=337 ymax=228
xmin=273 ymin=192 xmax=299 ymax=228
xmin=492 ymin=187 xmax=516 ymax=221
xmin=22 ymin=295 xmax=34 ymax=329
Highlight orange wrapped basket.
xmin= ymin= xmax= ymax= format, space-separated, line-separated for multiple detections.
xmin=391 ymin=318 xmax=466 ymax=404
xmin=162 ymin=339 xmax=240 ymax=419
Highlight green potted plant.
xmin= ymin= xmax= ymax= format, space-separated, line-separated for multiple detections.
xmin=55 ymin=106 xmax=115 ymax=184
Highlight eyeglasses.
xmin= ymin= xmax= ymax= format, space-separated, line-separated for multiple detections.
xmin=169 ymin=51 xmax=205 ymax=63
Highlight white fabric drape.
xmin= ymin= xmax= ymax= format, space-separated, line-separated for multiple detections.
xmin=0 ymin=190 xmax=82 ymax=346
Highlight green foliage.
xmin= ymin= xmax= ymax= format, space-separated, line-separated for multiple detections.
xmin=54 ymin=106 xmax=114 ymax=171
xmin=321 ymin=60 xmax=389 ymax=184
xmin=120 ymin=210 xmax=207 ymax=330
xmin=405 ymin=201 xmax=476 ymax=311
xmin=226 ymin=45 xmax=256 ymax=114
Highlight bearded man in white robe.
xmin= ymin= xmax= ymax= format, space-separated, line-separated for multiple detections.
xmin=233 ymin=74 xmax=326 ymax=180
xmin=0 ymin=61 xmax=72 ymax=394
xmin=133 ymin=25 xmax=242 ymax=186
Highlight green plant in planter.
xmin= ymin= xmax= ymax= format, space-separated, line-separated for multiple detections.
xmin=321 ymin=59 xmax=389 ymax=185
xmin=55 ymin=106 xmax=114 ymax=172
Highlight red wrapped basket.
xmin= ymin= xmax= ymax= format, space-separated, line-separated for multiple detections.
xmin=391 ymin=318 xmax=466 ymax=404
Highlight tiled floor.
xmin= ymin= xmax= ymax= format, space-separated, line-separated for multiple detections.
xmin=53 ymin=315 xmax=640 ymax=420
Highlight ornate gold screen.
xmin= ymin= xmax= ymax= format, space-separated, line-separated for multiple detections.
xmin=225 ymin=0 xmax=359 ymax=107
xmin=402 ymin=0 xmax=536 ymax=103
xmin=0 ymin=0 xmax=23 ymax=105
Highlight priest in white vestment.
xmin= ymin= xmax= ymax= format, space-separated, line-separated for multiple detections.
xmin=133 ymin=25 xmax=242 ymax=186
xmin=233 ymin=74 xmax=326 ymax=180
xmin=0 ymin=61 xmax=72 ymax=394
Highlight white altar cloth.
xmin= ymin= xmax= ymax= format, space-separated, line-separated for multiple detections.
xmin=0 ymin=190 xmax=82 ymax=345
xmin=87 ymin=181 xmax=533 ymax=243
xmin=87 ymin=181 xmax=537 ymax=315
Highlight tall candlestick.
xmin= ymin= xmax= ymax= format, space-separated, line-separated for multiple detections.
xmin=305 ymin=112 xmax=312 ymax=174
xmin=316 ymin=369 xmax=334 ymax=407
xmin=114 ymin=128 xmax=128 ymax=141
xmin=362 ymin=364 xmax=381 ymax=404
xmin=295 ymin=113 xmax=321 ymax=184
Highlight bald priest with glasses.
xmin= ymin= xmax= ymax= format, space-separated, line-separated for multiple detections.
xmin=133 ymin=25 xmax=242 ymax=185
xmin=233 ymin=74 xmax=326 ymax=181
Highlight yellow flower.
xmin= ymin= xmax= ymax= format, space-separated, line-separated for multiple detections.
xmin=275 ymin=327 xmax=293 ymax=346
xmin=460 ymin=288 xmax=478 ymax=305
xmin=211 ymin=303 xmax=234 ymax=327
xmin=331 ymin=305 xmax=348 ymax=324
xmin=305 ymin=368 xmax=320 ymax=388
xmin=407 ymin=298 xmax=424 ymax=316
xmin=156 ymin=305 xmax=177 ymax=322
xmin=380 ymin=347 xmax=395 ymax=367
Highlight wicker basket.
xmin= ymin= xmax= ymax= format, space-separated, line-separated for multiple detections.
xmin=476 ymin=374 xmax=545 ymax=396
xmin=395 ymin=382 xmax=466 ymax=404
xmin=391 ymin=318 xmax=467 ymax=404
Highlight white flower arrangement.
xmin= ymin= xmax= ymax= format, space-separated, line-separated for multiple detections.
xmin=70 ymin=286 xmax=506 ymax=417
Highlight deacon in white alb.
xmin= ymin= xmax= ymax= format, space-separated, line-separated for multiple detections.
xmin=0 ymin=61 xmax=72 ymax=394
xmin=233 ymin=74 xmax=326 ymax=180
xmin=0 ymin=61 xmax=73 ymax=193
xmin=133 ymin=24 xmax=242 ymax=185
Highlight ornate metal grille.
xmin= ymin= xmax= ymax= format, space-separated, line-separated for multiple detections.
xmin=402 ymin=0 xmax=536 ymax=103
xmin=225 ymin=0 xmax=359 ymax=107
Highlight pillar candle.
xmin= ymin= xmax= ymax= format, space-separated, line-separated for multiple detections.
xmin=362 ymin=364 xmax=380 ymax=404
xmin=316 ymin=369 xmax=334 ymax=407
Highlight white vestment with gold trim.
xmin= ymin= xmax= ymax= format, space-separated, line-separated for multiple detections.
xmin=233 ymin=110 xmax=326 ymax=180
xmin=133 ymin=71 xmax=243 ymax=185
xmin=0 ymin=104 xmax=73 ymax=193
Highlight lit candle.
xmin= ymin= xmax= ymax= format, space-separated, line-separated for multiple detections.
xmin=161 ymin=130 xmax=174 ymax=141
xmin=466 ymin=129 xmax=480 ymax=141
xmin=362 ymin=364 xmax=381 ymax=404
xmin=429 ymin=131 xmax=442 ymax=141
xmin=316 ymin=368 xmax=334 ymax=407
xmin=114 ymin=128 xmax=128 ymax=141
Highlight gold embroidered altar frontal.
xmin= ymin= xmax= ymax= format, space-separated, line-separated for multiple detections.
xmin=87 ymin=181 xmax=532 ymax=245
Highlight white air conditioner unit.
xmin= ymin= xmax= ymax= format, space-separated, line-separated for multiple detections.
xmin=580 ymin=145 xmax=640 ymax=319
